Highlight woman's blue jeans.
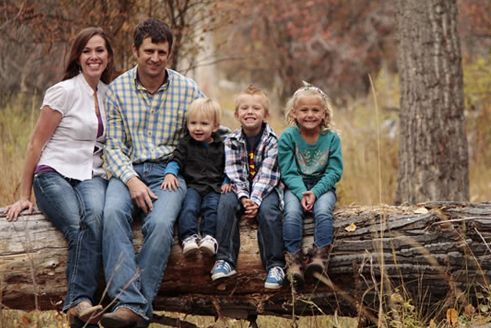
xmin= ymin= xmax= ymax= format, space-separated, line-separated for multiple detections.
xmin=33 ymin=172 xmax=106 ymax=312
xmin=283 ymin=189 xmax=336 ymax=253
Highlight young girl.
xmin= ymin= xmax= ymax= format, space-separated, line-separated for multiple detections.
xmin=278 ymin=82 xmax=343 ymax=289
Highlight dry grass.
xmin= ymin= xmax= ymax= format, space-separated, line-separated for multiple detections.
xmin=0 ymin=65 xmax=490 ymax=327
xmin=2 ymin=68 xmax=489 ymax=205
xmin=0 ymin=93 xmax=38 ymax=204
xmin=0 ymin=310 xmax=357 ymax=328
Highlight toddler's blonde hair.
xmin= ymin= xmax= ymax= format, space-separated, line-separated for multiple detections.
xmin=285 ymin=81 xmax=335 ymax=131
xmin=234 ymin=84 xmax=270 ymax=115
xmin=187 ymin=97 xmax=221 ymax=126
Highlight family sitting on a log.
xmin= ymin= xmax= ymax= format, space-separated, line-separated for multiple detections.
xmin=4 ymin=18 xmax=343 ymax=328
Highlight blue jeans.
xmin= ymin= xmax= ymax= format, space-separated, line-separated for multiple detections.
xmin=215 ymin=190 xmax=285 ymax=271
xmin=283 ymin=189 xmax=336 ymax=253
xmin=33 ymin=172 xmax=106 ymax=313
xmin=178 ymin=188 xmax=220 ymax=240
xmin=102 ymin=162 xmax=186 ymax=319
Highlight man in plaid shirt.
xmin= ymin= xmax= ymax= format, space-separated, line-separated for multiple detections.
xmin=101 ymin=18 xmax=203 ymax=327
xmin=210 ymin=85 xmax=286 ymax=290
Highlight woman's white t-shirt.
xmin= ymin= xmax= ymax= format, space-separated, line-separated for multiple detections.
xmin=37 ymin=73 xmax=108 ymax=180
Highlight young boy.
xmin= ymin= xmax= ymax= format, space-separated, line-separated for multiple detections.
xmin=210 ymin=85 xmax=286 ymax=289
xmin=162 ymin=98 xmax=230 ymax=257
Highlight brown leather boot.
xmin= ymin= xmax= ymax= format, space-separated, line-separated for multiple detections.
xmin=285 ymin=251 xmax=305 ymax=290
xmin=100 ymin=307 xmax=146 ymax=328
xmin=304 ymin=245 xmax=331 ymax=281
xmin=67 ymin=301 xmax=103 ymax=325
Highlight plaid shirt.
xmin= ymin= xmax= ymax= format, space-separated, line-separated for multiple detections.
xmin=225 ymin=123 xmax=280 ymax=206
xmin=104 ymin=67 xmax=203 ymax=183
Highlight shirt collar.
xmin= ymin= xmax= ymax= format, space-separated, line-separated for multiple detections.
xmin=133 ymin=66 xmax=173 ymax=94
xmin=76 ymin=73 xmax=97 ymax=96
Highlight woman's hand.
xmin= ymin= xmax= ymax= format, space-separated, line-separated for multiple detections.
xmin=5 ymin=199 xmax=34 ymax=221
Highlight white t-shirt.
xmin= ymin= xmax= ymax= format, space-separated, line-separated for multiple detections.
xmin=37 ymin=73 xmax=108 ymax=180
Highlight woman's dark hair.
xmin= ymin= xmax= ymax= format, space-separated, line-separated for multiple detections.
xmin=134 ymin=18 xmax=173 ymax=51
xmin=63 ymin=27 xmax=114 ymax=84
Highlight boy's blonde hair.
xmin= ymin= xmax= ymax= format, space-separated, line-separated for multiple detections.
xmin=187 ymin=97 xmax=221 ymax=126
xmin=234 ymin=84 xmax=270 ymax=114
xmin=285 ymin=82 xmax=335 ymax=131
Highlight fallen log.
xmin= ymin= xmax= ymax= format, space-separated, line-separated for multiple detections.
xmin=1 ymin=202 xmax=490 ymax=321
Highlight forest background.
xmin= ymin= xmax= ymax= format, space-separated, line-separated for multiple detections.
xmin=0 ymin=0 xmax=490 ymax=206
xmin=0 ymin=0 xmax=490 ymax=327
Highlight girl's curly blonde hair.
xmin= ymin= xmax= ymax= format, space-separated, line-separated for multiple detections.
xmin=285 ymin=81 xmax=335 ymax=131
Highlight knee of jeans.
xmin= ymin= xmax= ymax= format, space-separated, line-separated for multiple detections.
xmin=258 ymin=205 xmax=281 ymax=223
xmin=283 ymin=214 xmax=302 ymax=227
xmin=83 ymin=205 xmax=103 ymax=224
xmin=103 ymin=209 xmax=132 ymax=236
xmin=219 ymin=193 xmax=239 ymax=210
xmin=315 ymin=203 xmax=335 ymax=217
xmin=142 ymin=217 xmax=174 ymax=240
xmin=64 ymin=224 xmax=80 ymax=244
xmin=284 ymin=204 xmax=303 ymax=219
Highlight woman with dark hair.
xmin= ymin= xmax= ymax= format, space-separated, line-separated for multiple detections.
xmin=6 ymin=27 xmax=113 ymax=327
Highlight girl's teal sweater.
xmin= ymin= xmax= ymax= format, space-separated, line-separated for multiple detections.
xmin=278 ymin=126 xmax=343 ymax=200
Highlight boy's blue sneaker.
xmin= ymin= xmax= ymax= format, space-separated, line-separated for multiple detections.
xmin=264 ymin=266 xmax=285 ymax=289
xmin=211 ymin=260 xmax=237 ymax=281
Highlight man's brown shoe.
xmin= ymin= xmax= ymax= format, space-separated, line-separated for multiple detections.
xmin=67 ymin=301 xmax=103 ymax=325
xmin=100 ymin=307 xmax=144 ymax=328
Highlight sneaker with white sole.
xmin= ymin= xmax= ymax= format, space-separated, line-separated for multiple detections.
xmin=264 ymin=266 xmax=285 ymax=289
xmin=210 ymin=260 xmax=237 ymax=281
xmin=199 ymin=235 xmax=218 ymax=256
xmin=182 ymin=234 xmax=199 ymax=257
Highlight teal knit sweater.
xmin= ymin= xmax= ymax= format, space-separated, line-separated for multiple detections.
xmin=278 ymin=126 xmax=343 ymax=200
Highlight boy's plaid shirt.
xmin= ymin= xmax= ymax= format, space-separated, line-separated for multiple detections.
xmin=224 ymin=123 xmax=280 ymax=206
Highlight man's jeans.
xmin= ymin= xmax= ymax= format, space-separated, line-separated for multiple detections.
xmin=215 ymin=190 xmax=285 ymax=271
xmin=283 ymin=189 xmax=336 ymax=253
xmin=33 ymin=172 xmax=106 ymax=314
xmin=102 ymin=162 xmax=186 ymax=319
xmin=178 ymin=188 xmax=220 ymax=240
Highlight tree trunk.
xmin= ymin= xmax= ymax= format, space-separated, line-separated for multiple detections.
xmin=1 ymin=202 xmax=490 ymax=322
xmin=396 ymin=0 xmax=469 ymax=204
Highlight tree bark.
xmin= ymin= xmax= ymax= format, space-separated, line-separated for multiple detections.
xmin=396 ymin=0 xmax=469 ymax=204
xmin=1 ymin=202 xmax=490 ymax=321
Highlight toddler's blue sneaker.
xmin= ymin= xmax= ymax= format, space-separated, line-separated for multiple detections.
xmin=264 ymin=266 xmax=285 ymax=289
xmin=211 ymin=260 xmax=237 ymax=281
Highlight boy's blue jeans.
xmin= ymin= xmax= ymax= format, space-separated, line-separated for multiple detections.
xmin=102 ymin=162 xmax=186 ymax=319
xmin=33 ymin=172 xmax=106 ymax=316
xmin=283 ymin=189 xmax=336 ymax=253
xmin=178 ymin=188 xmax=220 ymax=240
xmin=215 ymin=190 xmax=285 ymax=271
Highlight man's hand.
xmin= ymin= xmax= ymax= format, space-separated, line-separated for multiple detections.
xmin=127 ymin=176 xmax=157 ymax=214
xmin=301 ymin=191 xmax=316 ymax=212
xmin=161 ymin=174 xmax=179 ymax=191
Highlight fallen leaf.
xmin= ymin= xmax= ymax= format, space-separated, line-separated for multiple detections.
xmin=446 ymin=308 xmax=458 ymax=326
xmin=345 ymin=223 xmax=357 ymax=232
xmin=414 ymin=207 xmax=429 ymax=214
xmin=464 ymin=303 xmax=476 ymax=317
xmin=428 ymin=319 xmax=437 ymax=328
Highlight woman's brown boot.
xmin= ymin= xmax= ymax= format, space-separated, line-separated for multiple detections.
xmin=285 ymin=251 xmax=305 ymax=290
xmin=304 ymin=245 xmax=331 ymax=281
